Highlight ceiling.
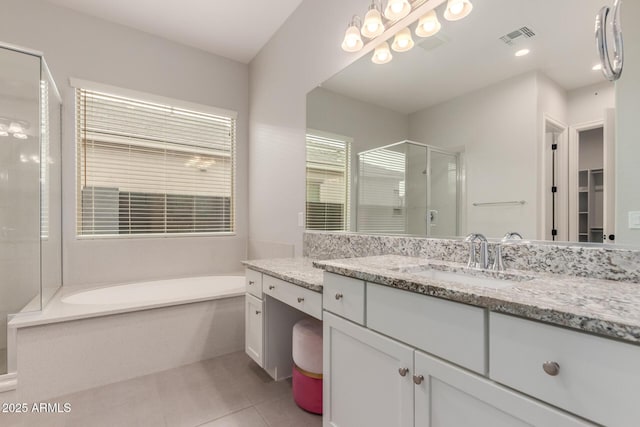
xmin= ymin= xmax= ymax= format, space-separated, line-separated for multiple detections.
xmin=322 ymin=0 xmax=610 ymax=114
xmin=44 ymin=0 xmax=304 ymax=63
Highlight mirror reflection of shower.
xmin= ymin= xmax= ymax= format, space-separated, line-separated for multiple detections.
xmin=356 ymin=140 xmax=461 ymax=237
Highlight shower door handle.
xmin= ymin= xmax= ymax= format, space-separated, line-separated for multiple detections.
xmin=595 ymin=0 xmax=624 ymax=81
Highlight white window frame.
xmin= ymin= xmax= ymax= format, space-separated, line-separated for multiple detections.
xmin=71 ymin=78 xmax=237 ymax=239
xmin=306 ymin=129 xmax=352 ymax=232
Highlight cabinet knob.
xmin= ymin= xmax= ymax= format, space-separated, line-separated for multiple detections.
xmin=398 ymin=367 xmax=409 ymax=377
xmin=255 ymin=310 xmax=261 ymax=315
xmin=542 ymin=361 xmax=560 ymax=376
xmin=413 ymin=375 xmax=424 ymax=385
xmin=297 ymin=297 xmax=305 ymax=303
xmin=248 ymin=281 xmax=255 ymax=285
xmin=335 ymin=293 xmax=343 ymax=300
xmin=269 ymin=285 xmax=275 ymax=290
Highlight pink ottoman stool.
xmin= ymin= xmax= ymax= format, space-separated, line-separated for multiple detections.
xmin=292 ymin=317 xmax=323 ymax=414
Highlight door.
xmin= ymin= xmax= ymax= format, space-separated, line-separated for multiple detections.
xmin=603 ymin=108 xmax=615 ymax=243
xmin=323 ymin=312 xmax=414 ymax=427
xmin=414 ymin=350 xmax=594 ymax=427
xmin=245 ymin=293 xmax=263 ymax=367
xmin=427 ymin=148 xmax=459 ymax=237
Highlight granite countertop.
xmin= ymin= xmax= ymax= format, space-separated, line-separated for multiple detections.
xmin=313 ymin=255 xmax=640 ymax=344
xmin=242 ymin=257 xmax=324 ymax=292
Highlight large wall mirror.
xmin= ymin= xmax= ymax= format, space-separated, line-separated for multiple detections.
xmin=306 ymin=0 xmax=640 ymax=245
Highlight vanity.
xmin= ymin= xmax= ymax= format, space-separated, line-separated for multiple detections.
xmin=244 ymin=246 xmax=640 ymax=427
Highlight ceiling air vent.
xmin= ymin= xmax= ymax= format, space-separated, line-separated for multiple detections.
xmin=499 ymin=26 xmax=536 ymax=46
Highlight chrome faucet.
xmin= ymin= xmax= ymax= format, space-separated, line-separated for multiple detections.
xmin=464 ymin=233 xmax=489 ymax=269
xmin=491 ymin=232 xmax=523 ymax=271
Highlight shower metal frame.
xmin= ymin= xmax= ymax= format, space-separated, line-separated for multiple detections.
xmin=355 ymin=139 xmax=463 ymax=237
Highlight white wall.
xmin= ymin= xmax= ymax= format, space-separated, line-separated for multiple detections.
xmin=0 ymin=0 xmax=249 ymax=287
xmin=616 ymin=0 xmax=640 ymax=244
xmin=248 ymin=0 xmax=367 ymax=257
xmin=567 ymin=81 xmax=615 ymax=125
xmin=408 ymin=72 xmax=539 ymax=239
xmin=306 ymin=87 xmax=409 ymax=231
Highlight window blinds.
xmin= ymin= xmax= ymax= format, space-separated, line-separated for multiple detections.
xmin=357 ymin=148 xmax=406 ymax=233
xmin=76 ymin=88 xmax=236 ymax=236
xmin=306 ymin=133 xmax=350 ymax=231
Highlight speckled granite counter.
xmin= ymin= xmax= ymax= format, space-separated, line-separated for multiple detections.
xmin=313 ymin=255 xmax=640 ymax=344
xmin=242 ymin=257 xmax=324 ymax=292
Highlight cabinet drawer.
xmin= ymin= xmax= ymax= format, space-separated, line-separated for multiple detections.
xmin=367 ymin=283 xmax=486 ymax=374
xmin=263 ymin=275 xmax=322 ymax=320
xmin=323 ymin=272 xmax=365 ymax=325
xmin=490 ymin=312 xmax=640 ymax=427
xmin=245 ymin=268 xmax=263 ymax=298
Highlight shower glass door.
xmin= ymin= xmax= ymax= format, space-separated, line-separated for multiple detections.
xmin=0 ymin=45 xmax=61 ymax=375
xmin=427 ymin=148 xmax=459 ymax=238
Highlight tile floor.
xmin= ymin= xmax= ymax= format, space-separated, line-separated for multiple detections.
xmin=1 ymin=352 xmax=322 ymax=427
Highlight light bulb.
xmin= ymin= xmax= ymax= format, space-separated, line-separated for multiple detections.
xmin=384 ymin=0 xmax=411 ymax=20
xmin=0 ymin=131 xmax=8 ymax=137
xmin=372 ymin=42 xmax=393 ymax=64
xmin=8 ymin=122 xmax=23 ymax=134
xmin=362 ymin=5 xmax=384 ymax=38
xmin=342 ymin=18 xmax=364 ymax=52
xmin=13 ymin=132 xmax=28 ymax=140
xmin=592 ymin=63 xmax=603 ymax=71
xmin=515 ymin=48 xmax=530 ymax=57
xmin=415 ymin=10 xmax=441 ymax=37
xmin=444 ymin=0 xmax=473 ymax=21
xmin=450 ymin=1 xmax=464 ymax=15
xmin=392 ymin=27 xmax=414 ymax=52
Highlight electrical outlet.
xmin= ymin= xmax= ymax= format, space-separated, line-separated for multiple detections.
xmin=629 ymin=212 xmax=640 ymax=229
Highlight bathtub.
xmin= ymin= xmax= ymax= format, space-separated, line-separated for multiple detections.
xmin=7 ymin=275 xmax=246 ymax=401
xmin=62 ymin=275 xmax=245 ymax=306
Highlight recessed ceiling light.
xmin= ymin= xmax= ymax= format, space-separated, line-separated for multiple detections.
xmin=515 ymin=49 xmax=530 ymax=57
xmin=592 ymin=63 xmax=603 ymax=71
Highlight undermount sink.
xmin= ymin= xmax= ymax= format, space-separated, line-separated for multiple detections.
xmin=412 ymin=269 xmax=521 ymax=289
xmin=390 ymin=265 xmax=534 ymax=289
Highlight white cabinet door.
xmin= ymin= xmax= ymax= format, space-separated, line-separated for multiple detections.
xmin=323 ymin=312 xmax=414 ymax=427
xmin=245 ymin=293 xmax=264 ymax=367
xmin=414 ymin=351 xmax=595 ymax=427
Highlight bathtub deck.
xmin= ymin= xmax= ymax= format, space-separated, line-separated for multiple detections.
xmin=8 ymin=276 xmax=245 ymax=329
xmin=1 ymin=351 xmax=322 ymax=427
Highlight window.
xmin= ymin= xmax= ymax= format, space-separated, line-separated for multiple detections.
xmin=305 ymin=132 xmax=351 ymax=231
xmin=76 ymin=85 xmax=236 ymax=237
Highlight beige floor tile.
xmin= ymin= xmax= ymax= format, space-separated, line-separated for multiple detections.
xmin=255 ymin=395 xmax=322 ymax=427
xmin=197 ymin=407 xmax=268 ymax=427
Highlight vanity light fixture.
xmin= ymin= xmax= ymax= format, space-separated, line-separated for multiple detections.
xmin=384 ymin=0 xmax=412 ymax=21
xmin=342 ymin=0 xmax=473 ymax=64
xmin=443 ymin=0 xmax=473 ymax=21
xmin=372 ymin=42 xmax=393 ymax=64
xmin=415 ymin=10 xmax=441 ymax=37
xmin=515 ymin=48 xmax=530 ymax=57
xmin=392 ymin=27 xmax=415 ymax=52
xmin=341 ymin=15 xmax=364 ymax=52
xmin=362 ymin=0 xmax=385 ymax=38
xmin=0 ymin=119 xmax=30 ymax=140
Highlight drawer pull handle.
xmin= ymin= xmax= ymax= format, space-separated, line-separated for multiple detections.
xmin=335 ymin=293 xmax=343 ymax=300
xmin=297 ymin=297 xmax=305 ymax=303
xmin=398 ymin=367 xmax=409 ymax=377
xmin=542 ymin=361 xmax=560 ymax=376
xmin=255 ymin=310 xmax=261 ymax=315
xmin=413 ymin=375 xmax=424 ymax=385
xmin=269 ymin=285 xmax=275 ymax=290
xmin=248 ymin=281 xmax=255 ymax=285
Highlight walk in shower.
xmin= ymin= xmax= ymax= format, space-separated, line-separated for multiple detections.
xmin=0 ymin=44 xmax=62 ymax=375
xmin=357 ymin=140 xmax=461 ymax=237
